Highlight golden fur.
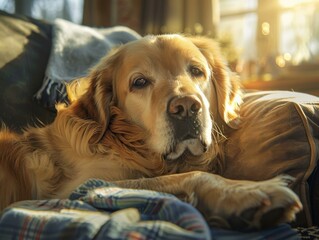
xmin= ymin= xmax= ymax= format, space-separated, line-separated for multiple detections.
xmin=0 ymin=35 xmax=301 ymax=229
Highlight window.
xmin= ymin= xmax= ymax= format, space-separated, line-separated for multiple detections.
xmin=0 ymin=0 xmax=84 ymax=24
xmin=218 ymin=0 xmax=319 ymax=82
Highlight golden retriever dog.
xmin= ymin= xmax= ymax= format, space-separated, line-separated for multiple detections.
xmin=0 ymin=34 xmax=302 ymax=230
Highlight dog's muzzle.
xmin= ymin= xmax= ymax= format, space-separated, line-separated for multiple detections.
xmin=165 ymin=95 xmax=208 ymax=160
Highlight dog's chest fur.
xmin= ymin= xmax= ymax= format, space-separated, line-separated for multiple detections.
xmin=25 ymin=140 xmax=142 ymax=199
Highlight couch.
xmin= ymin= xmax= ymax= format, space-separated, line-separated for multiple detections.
xmin=0 ymin=10 xmax=318 ymax=239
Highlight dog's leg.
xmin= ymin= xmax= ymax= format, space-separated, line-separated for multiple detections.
xmin=112 ymin=171 xmax=302 ymax=230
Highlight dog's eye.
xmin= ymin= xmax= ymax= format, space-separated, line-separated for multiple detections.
xmin=132 ymin=77 xmax=149 ymax=89
xmin=190 ymin=66 xmax=204 ymax=77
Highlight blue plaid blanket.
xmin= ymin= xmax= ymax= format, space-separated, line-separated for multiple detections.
xmin=0 ymin=179 xmax=300 ymax=240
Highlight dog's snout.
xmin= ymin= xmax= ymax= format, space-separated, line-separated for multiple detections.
xmin=168 ymin=95 xmax=202 ymax=118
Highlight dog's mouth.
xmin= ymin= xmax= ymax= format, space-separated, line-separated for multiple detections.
xmin=164 ymin=138 xmax=208 ymax=161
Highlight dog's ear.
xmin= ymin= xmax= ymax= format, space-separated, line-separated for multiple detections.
xmin=67 ymin=47 xmax=122 ymax=143
xmin=189 ymin=36 xmax=242 ymax=129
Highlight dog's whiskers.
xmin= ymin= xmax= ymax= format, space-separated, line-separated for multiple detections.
xmin=211 ymin=120 xmax=227 ymax=144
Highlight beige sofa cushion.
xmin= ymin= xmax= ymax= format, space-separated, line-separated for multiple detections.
xmin=224 ymin=91 xmax=319 ymax=227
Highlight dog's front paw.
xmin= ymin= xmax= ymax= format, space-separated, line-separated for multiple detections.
xmin=189 ymin=174 xmax=302 ymax=230
xmin=226 ymin=175 xmax=302 ymax=230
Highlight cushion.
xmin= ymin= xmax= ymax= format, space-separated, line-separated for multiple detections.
xmin=224 ymin=90 xmax=319 ymax=227
xmin=0 ymin=10 xmax=55 ymax=132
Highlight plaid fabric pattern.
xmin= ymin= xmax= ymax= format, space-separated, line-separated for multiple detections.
xmin=0 ymin=179 xmax=300 ymax=240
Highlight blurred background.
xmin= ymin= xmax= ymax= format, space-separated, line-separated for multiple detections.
xmin=1 ymin=0 xmax=319 ymax=95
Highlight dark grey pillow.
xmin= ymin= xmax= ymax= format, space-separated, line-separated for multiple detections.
xmin=0 ymin=10 xmax=55 ymax=132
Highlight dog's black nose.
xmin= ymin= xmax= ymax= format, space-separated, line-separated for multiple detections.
xmin=167 ymin=95 xmax=202 ymax=119
xmin=167 ymin=95 xmax=203 ymax=141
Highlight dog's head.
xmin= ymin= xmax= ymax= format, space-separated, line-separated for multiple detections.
xmin=66 ymin=34 xmax=241 ymax=172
